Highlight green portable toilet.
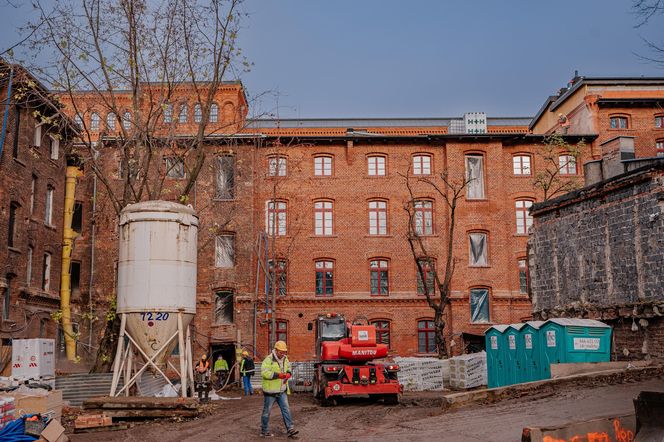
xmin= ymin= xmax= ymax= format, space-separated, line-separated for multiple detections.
xmin=520 ymin=321 xmax=544 ymax=382
xmin=504 ymin=324 xmax=523 ymax=386
xmin=540 ymin=318 xmax=612 ymax=378
xmin=485 ymin=325 xmax=509 ymax=388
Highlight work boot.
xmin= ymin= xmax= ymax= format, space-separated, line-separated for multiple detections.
xmin=260 ymin=432 xmax=274 ymax=437
xmin=287 ymin=428 xmax=299 ymax=438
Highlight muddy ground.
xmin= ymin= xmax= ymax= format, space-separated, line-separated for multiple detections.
xmin=69 ymin=376 xmax=664 ymax=442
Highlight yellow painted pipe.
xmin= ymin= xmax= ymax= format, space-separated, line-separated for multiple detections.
xmin=60 ymin=165 xmax=82 ymax=361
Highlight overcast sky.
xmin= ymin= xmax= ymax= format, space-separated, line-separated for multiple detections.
xmin=1 ymin=0 xmax=663 ymax=119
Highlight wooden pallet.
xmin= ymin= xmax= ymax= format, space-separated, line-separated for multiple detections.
xmin=82 ymin=396 xmax=199 ymax=419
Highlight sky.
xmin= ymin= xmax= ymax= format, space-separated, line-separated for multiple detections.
xmin=1 ymin=0 xmax=663 ymax=119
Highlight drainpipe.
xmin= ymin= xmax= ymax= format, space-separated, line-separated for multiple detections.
xmin=60 ymin=164 xmax=83 ymax=360
xmin=0 ymin=66 xmax=14 ymax=157
xmin=88 ymin=173 xmax=97 ymax=349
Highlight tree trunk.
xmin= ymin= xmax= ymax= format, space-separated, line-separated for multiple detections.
xmin=434 ymin=309 xmax=448 ymax=359
xmin=90 ymin=314 xmax=121 ymax=373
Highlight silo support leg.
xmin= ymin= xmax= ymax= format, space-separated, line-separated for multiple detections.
xmin=186 ymin=326 xmax=194 ymax=397
xmin=110 ymin=314 xmax=127 ymax=396
xmin=178 ymin=312 xmax=187 ymax=398
xmin=115 ymin=331 xmax=177 ymax=396
xmin=125 ymin=348 xmax=134 ymax=397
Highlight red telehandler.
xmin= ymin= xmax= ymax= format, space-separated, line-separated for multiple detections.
xmin=312 ymin=313 xmax=402 ymax=405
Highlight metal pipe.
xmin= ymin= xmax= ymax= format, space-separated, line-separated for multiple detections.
xmin=252 ymin=235 xmax=262 ymax=358
xmin=88 ymin=173 xmax=97 ymax=349
xmin=0 ymin=66 xmax=14 ymax=158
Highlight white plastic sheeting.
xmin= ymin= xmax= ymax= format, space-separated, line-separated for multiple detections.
xmin=393 ymin=357 xmax=450 ymax=391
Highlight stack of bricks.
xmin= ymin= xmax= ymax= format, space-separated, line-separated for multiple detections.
xmin=74 ymin=414 xmax=112 ymax=429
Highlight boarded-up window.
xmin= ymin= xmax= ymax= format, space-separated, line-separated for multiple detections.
xmin=416 ymin=259 xmax=436 ymax=295
xmin=214 ymin=291 xmax=234 ymax=324
xmin=465 ymin=154 xmax=485 ymax=199
xmin=215 ymin=155 xmax=235 ymax=199
xmin=469 ymin=232 xmax=488 ymax=266
xmin=470 ymin=288 xmax=490 ymax=323
xmin=215 ymin=235 xmax=235 ymax=268
xmin=165 ymin=157 xmax=185 ymax=179
xmin=269 ymin=260 xmax=287 ymax=297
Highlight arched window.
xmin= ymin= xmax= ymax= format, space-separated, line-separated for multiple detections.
xmin=107 ymin=112 xmax=116 ymax=130
xmin=470 ymin=287 xmax=490 ymax=323
xmin=558 ymin=154 xmax=577 ymax=175
xmin=314 ymin=155 xmax=333 ymax=176
xmin=178 ymin=104 xmax=188 ymax=123
xmin=266 ymin=200 xmax=287 ymax=236
xmin=417 ymin=320 xmax=435 ymax=353
xmin=512 ymin=154 xmax=532 ymax=176
xmin=609 ymin=115 xmax=629 ymax=129
xmin=367 ymin=154 xmax=387 ymax=176
xmin=268 ymin=155 xmax=287 ymax=177
xmin=465 ymin=153 xmax=485 ymax=199
xmin=315 ymin=260 xmax=334 ymax=296
xmin=122 ymin=111 xmax=131 ymax=130
xmin=314 ymin=200 xmax=333 ymax=236
xmin=515 ymin=199 xmax=534 ymax=234
xmin=469 ymin=231 xmax=488 ymax=267
xmin=74 ymin=114 xmax=83 ymax=129
xmin=268 ymin=260 xmax=287 ymax=297
xmin=518 ymin=258 xmax=528 ymax=295
xmin=371 ymin=320 xmax=391 ymax=348
xmin=416 ymin=258 xmax=436 ymax=295
xmin=194 ymin=103 xmax=202 ymax=123
xmin=412 ymin=154 xmax=432 ymax=175
xmin=214 ymin=290 xmax=234 ymax=324
xmin=655 ymin=115 xmax=663 ymax=129
xmin=209 ymin=103 xmax=219 ymax=123
xmin=163 ymin=103 xmax=173 ymax=123
xmin=657 ymin=139 xmax=664 ymax=157
xmin=368 ymin=200 xmax=388 ymax=235
xmin=90 ymin=112 xmax=100 ymax=130
xmin=413 ymin=199 xmax=434 ymax=235
xmin=370 ymin=259 xmax=389 ymax=295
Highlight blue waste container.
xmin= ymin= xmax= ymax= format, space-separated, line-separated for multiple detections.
xmin=485 ymin=325 xmax=509 ymax=388
xmin=540 ymin=318 xmax=612 ymax=379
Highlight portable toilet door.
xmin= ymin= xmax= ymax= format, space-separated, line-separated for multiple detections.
xmin=539 ymin=320 xmax=565 ymax=379
xmin=521 ymin=321 xmax=544 ymax=382
xmin=504 ymin=325 xmax=522 ymax=386
xmin=547 ymin=318 xmax=612 ymax=363
xmin=485 ymin=325 xmax=509 ymax=388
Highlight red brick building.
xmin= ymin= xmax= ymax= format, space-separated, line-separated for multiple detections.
xmin=0 ymin=61 xmax=77 ymax=369
xmin=5 ymin=68 xmax=664 ymax=367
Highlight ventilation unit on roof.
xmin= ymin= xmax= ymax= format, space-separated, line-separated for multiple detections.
xmin=464 ymin=112 xmax=487 ymax=134
xmin=448 ymin=119 xmax=466 ymax=134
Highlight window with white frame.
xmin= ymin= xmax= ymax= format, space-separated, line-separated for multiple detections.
xmin=34 ymin=123 xmax=42 ymax=147
xmin=314 ymin=155 xmax=333 ymax=176
xmin=42 ymin=253 xmax=51 ymax=291
xmin=470 ymin=288 xmax=490 ymax=323
xmin=194 ymin=103 xmax=202 ymax=123
xmin=610 ymin=115 xmax=628 ymax=129
xmin=465 ymin=154 xmax=485 ymax=199
xmin=656 ymin=140 xmax=664 ymax=157
xmin=558 ymin=154 xmax=577 ymax=175
xmin=367 ymin=155 xmax=386 ymax=176
xmin=515 ymin=200 xmax=533 ymax=234
xmin=370 ymin=259 xmax=389 ymax=295
xmin=26 ymin=246 xmax=33 ymax=286
xmin=368 ymin=200 xmax=388 ymax=235
xmin=122 ymin=112 xmax=131 ymax=130
xmin=268 ymin=155 xmax=287 ymax=177
xmin=163 ymin=104 xmax=173 ymax=123
xmin=518 ymin=259 xmax=528 ymax=295
xmin=215 ymin=155 xmax=235 ymax=199
xmin=45 ymin=185 xmax=54 ymax=226
xmin=178 ymin=104 xmax=188 ymax=123
xmin=412 ymin=154 xmax=432 ymax=175
xmin=512 ymin=154 xmax=531 ymax=175
xmin=656 ymin=115 xmax=663 ymax=129
xmin=74 ymin=114 xmax=83 ymax=128
xmin=266 ymin=200 xmax=287 ymax=236
xmin=314 ymin=201 xmax=333 ymax=236
xmin=49 ymin=136 xmax=59 ymax=160
xmin=215 ymin=234 xmax=235 ymax=268
xmin=315 ymin=260 xmax=334 ymax=296
xmin=209 ymin=104 xmax=218 ymax=123
xmin=107 ymin=112 xmax=116 ymax=130
xmin=413 ymin=200 xmax=433 ymax=235
xmin=165 ymin=157 xmax=185 ymax=179
xmin=90 ymin=112 xmax=100 ymax=130
xmin=469 ymin=232 xmax=488 ymax=266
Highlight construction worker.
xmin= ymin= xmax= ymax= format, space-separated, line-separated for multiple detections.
xmin=214 ymin=355 xmax=229 ymax=389
xmin=260 ymin=341 xmax=298 ymax=438
xmin=196 ymin=354 xmax=210 ymax=373
xmin=240 ymin=350 xmax=255 ymax=395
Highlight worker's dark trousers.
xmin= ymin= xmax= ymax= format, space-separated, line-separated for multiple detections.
xmin=261 ymin=392 xmax=293 ymax=433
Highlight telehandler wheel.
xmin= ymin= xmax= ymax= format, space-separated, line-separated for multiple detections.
xmin=383 ymin=394 xmax=399 ymax=405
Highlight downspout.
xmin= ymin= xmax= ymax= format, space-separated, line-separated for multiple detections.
xmin=60 ymin=164 xmax=83 ymax=360
xmin=0 ymin=66 xmax=14 ymax=157
xmin=88 ymin=173 xmax=97 ymax=349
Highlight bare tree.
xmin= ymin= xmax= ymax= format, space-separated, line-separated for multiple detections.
xmin=533 ymin=134 xmax=585 ymax=201
xmin=633 ymin=1 xmax=664 ymax=66
xmin=402 ymin=170 xmax=470 ymax=359
xmin=10 ymin=0 xmax=250 ymax=368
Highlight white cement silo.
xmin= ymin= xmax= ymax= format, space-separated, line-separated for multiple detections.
xmin=110 ymin=201 xmax=198 ymax=398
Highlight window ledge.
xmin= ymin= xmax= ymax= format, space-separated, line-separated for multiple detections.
xmin=8 ymin=247 xmax=21 ymax=254
xmin=466 ymin=198 xmax=489 ymax=202
xmin=13 ymin=157 xmax=27 ymax=167
xmin=512 ymin=174 xmax=532 ymax=178
xmin=309 ymin=235 xmax=338 ymax=238
xmin=364 ymin=234 xmax=393 ymax=238
xmin=44 ymin=224 xmax=57 ymax=231
xmin=469 ymin=265 xmax=491 ymax=269
xmin=513 ymin=233 xmax=529 ymax=238
xmin=212 ymin=198 xmax=237 ymax=202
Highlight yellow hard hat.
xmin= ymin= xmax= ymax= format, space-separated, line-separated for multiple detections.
xmin=274 ymin=341 xmax=288 ymax=352
xmin=242 ymin=350 xmax=249 ymax=356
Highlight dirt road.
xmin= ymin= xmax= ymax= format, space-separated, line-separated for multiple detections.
xmin=70 ymin=377 xmax=664 ymax=441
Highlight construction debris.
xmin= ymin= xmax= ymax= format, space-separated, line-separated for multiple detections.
xmin=82 ymin=396 xmax=199 ymax=420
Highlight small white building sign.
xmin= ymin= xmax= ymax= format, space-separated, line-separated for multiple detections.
xmin=490 ymin=335 xmax=498 ymax=350
xmin=508 ymin=334 xmax=516 ymax=350
xmin=525 ymin=333 xmax=533 ymax=349
xmin=358 ymin=330 xmax=369 ymax=341
xmin=546 ymin=330 xmax=556 ymax=347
